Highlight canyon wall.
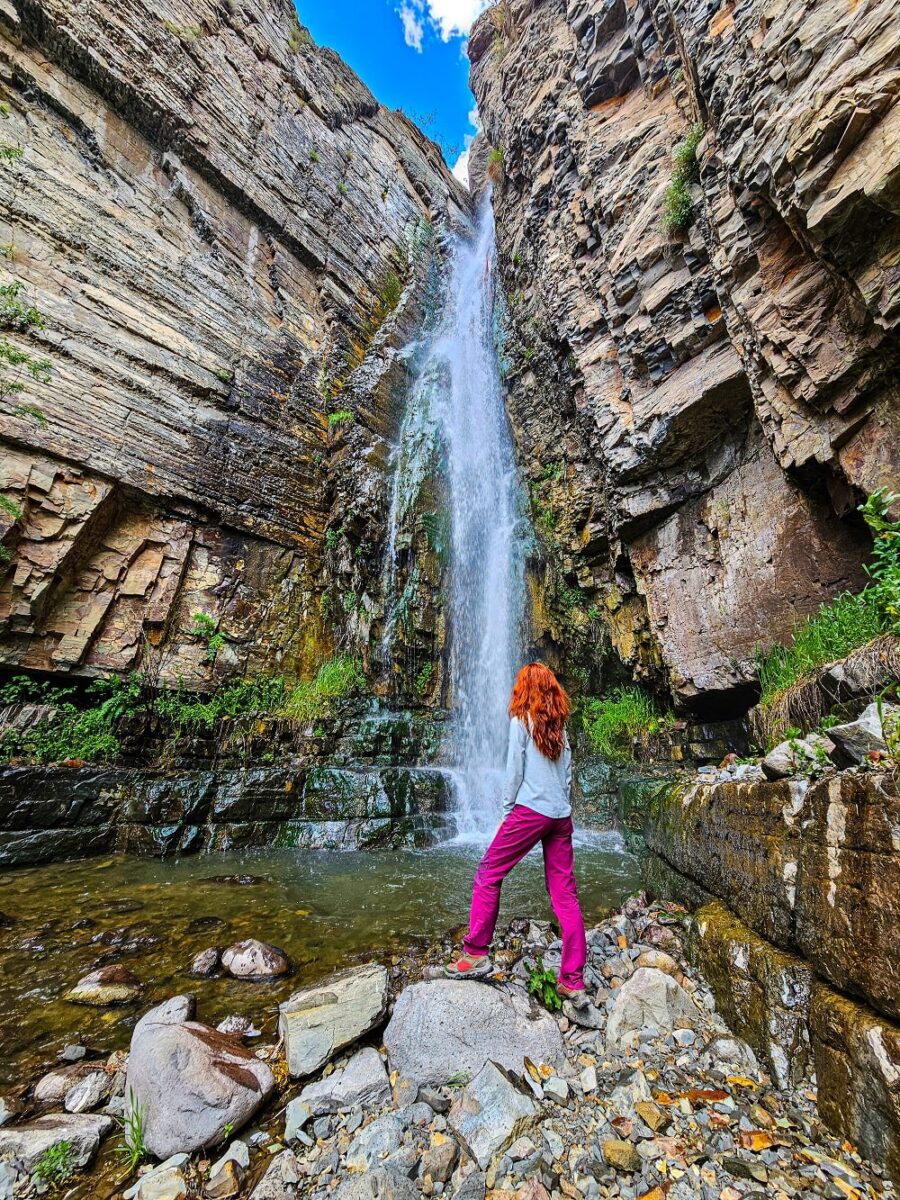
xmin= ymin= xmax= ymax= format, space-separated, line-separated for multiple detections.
xmin=0 ymin=0 xmax=467 ymax=692
xmin=470 ymin=0 xmax=900 ymax=713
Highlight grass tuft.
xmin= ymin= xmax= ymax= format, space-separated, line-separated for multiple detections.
xmin=661 ymin=121 xmax=703 ymax=235
xmin=579 ymin=687 xmax=671 ymax=763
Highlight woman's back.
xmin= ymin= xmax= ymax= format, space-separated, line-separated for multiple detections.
xmin=503 ymin=714 xmax=572 ymax=819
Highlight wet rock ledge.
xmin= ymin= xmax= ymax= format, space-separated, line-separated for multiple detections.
xmin=644 ymin=763 xmax=900 ymax=1181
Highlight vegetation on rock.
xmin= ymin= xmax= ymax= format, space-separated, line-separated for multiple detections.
xmin=661 ymin=122 xmax=704 ymax=234
xmin=579 ymin=687 xmax=673 ymax=763
xmin=756 ymin=490 xmax=900 ymax=714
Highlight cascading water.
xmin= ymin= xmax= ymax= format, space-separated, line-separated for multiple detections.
xmin=382 ymin=197 xmax=529 ymax=839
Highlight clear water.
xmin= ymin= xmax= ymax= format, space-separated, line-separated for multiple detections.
xmin=381 ymin=198 xmax=529 ymax=837
xmin=0 ymin=840 xmax=641 ymax=1086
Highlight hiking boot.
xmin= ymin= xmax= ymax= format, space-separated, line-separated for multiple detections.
xmin=443 ymin=953 xmax=493 ymax=979
xmin=557 ymin=983 xmax=589 ymax=1009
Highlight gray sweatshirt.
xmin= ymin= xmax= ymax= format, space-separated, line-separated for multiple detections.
xmin=502 ymin=715 xmax=573 ymax=819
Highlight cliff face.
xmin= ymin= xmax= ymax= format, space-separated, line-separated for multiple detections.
xmin=0 ymin=0 xmax=467 ymax=688
xmin=470 ymin=0 xmax=900 ymax=711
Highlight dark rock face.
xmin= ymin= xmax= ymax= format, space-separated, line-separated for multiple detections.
xmin=0 ymin=0 xmax=467 ymax=687
xmin=646 ymin=771 xmax=900 ymax=1022
xmin=0 ymin=758 xmax=455 ymax=866
xmin=469 ymin=0 xmax=900 ymax=706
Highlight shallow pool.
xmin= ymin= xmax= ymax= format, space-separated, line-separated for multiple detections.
xmin=0 ymin=834 xmax=642 ymax=1086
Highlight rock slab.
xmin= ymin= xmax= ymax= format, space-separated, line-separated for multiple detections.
xmin=448 ymin=1060 xmax=538 ymax=1169
xmin=279 ymin=964 xmax=388 ymax=1078
xmin=606 ymin=967 xmax=699 ymax=1050
xmin=297 ymin=1047 xmax=390 ymax=1116
xmin=384 ymin=980 xmax=565 ymax=1086
xmin=0 ymin=1113 xmax=113 ymax=1172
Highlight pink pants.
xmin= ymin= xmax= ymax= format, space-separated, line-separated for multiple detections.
xmin=463 ymin=804 xmax=588 ymax=990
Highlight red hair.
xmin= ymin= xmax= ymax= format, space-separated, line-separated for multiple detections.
xmin=509 ymin=663 xmax=570 ymax=760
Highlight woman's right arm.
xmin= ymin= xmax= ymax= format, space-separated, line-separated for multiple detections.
xmin=502 ymin=717 xmax=527 ymax=815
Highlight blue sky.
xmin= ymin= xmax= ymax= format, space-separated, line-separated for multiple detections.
xmin=297 ymin=0 xmax=485 ymax=179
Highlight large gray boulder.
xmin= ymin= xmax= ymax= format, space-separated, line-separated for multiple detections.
xmin=383 ymin=980 xmax=565 ymax=1086
xmin=828 ymin=701 xmax=898 ymax=763
xmin=605 ymin=967 xmax=699 ymax=1051
xmin=279 ymin=964 xmax=388 ymax=1078
xmin=0 ymin=1113 xmax=113 ymax=1172
xmin=448 ymin=1061 xmax=538 ymax=1169
xmin=125 ymin=995 xmax=274 ymax=1159
xmin=297 ymin=1047 xmax=390 ymax=1116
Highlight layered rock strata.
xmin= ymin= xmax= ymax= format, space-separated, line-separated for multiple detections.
xmin=470 ymin=0 xmax=900 ymax=710
xmin=646 ymin=769 xmax=900 ymax=1177
xmin=0 ymin=0 xmax=466 ymax=688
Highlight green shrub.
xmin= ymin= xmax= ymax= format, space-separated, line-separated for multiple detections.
xmin=414 ymin=661 xmax=434 ymax=697
xmin=308 ymin=148 xmax=320 ymax=163
xmin=33 ymin=1140 xmax=76 ymax=1187
xmin=861 ymin=487 xmax=900 ymax=631
xmin=526 ymin=958 xmax=561 ymax=1012
xmin=662 ymin=121 xmax=703 ymax=235
xmin=328 ymin=409 xmax=355 ymax=427
xmin=288 ymin=16 xmax=312 ymax=52
xmin=1 ymin=277 xmax=52 ymax=402
xmin=579 ymin=687 xmax=669 ymax=762
xmin=190 ymin=611 xmax=225 ymax=662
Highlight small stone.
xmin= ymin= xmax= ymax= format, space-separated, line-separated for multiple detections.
xmin=190 ymin=947 xmax=221 ymax=977
xmin=61 ymin=1044 xmax=87 ymax=1062
xmin=65 ymin=965 xmax=143 ymax=1006
xmin=284 ymin=1099 xmax=312 ymax=1143
xmin=543 ymin=1077 xmax=569 ymax=1104
xmin=344 ymin=1113 xmax=405 ymax=1171
xmin=634 ymin=1101 xmax=668 ymax=1132
xmin=672 ymin=1028 xmax=696 ymax=1047
xmin=601 ymin=1139 xmax=642 ymax=1172
xmin=419 ymin=1086 xmax=450 ymax=1114
xmin=579 ymin=1065 xmax=597 ymax=1093
xmin=205 ymin=1160 xmax=243 ymax=1199
xmin=64 ymin=1070 xmax=110 ymax=1113
xmin=421 ymin=1133 xmax=459 ymax=1183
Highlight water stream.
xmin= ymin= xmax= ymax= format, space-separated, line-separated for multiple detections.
xmin=382 ymin=199 xmax=529 ymax=838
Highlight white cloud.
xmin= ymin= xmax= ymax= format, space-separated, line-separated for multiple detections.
xmin=425 ymin=0 xmax=490 ymax=40
xmin=394 ymin=0 xmax=490 ymax=48
xmin=452 ymin=108 xmax=480 ymax=189
xmin=398 ymin=3 xmax=425 ymax=51
xmin=452 ymin=148 xmax=470 ymax=186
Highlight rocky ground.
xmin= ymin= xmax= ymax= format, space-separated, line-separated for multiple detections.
xmin=1 ymin=895 xmax=895 ymax=1200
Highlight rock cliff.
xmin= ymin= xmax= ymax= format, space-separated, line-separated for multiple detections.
xmin=470 ymin=0 xmax=900 ymax=711
xmin=0 ymin=0 xmax=467 ymax=689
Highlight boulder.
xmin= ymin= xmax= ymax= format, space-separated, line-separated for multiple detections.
xmin=383 ymin=980 xmax=565 ymax=1086
xmin=344 ymin=1112 xmax=405 ymax=1171
xmin=279 ymin=964 xmax=388 ymax=1078
xmin=606 ymin=968 xmax=699 ymax=1051
xmin=65 ymin=965 xmax=143 ymax=1006
xmin=124 ymin=995 xmax=274 ymax=1159
xmin=448 ymin=1060 xmax=538 ymax=1169
xmin=601 ymin=1139 xmax=642 ymax=1172
xmin=828 ymin=702 xmax=898 ymax=764
xmin=333 ymin=1167 xmax=420 ymax=1200
xmin=220 ymin=940 xmax=290 ymax=980
xmin=762 ymin=733 xmax=834 ymax=780
xmin=0 ymin=1112 xmax=113 ymax=1172
xmin=297 ymin=1047 xmax=390 ymax=1116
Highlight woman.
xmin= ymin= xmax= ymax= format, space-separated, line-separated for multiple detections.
xmin=445 ymin=662 xmax=589 ymax=1007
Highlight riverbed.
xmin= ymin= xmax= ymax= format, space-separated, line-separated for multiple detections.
xmin=0 ymin=835 xmax=641 ymax=1087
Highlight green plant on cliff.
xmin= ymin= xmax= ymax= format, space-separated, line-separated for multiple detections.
xmin=281 ymin=655 xmax=365 ymax=722
xmin=579 ymin=687 xmax=670 ymax=763
xmin=190 ymin=611 xmax=225 ymax=662
xmin=0 ymin=675 xmax=141 ymax=764
xmin=287 ymin=15 xmax=312 ymax=52
xmin=755 ymin=490 xmax=900 ymax=714
xmin=661 ymin=121 xmax=704 ymax=235
xmin=486 ymin=146 xmax=504 ymax=185
xmin=328 ymin=409 xmax=355 ymax=427
xmin=1 ymin=278 xmax=52 ymax=403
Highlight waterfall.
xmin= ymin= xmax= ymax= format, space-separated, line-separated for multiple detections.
xmin=381 ymin=197 xmax=529 ymax=839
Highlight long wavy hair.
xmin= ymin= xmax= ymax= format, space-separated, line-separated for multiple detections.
xmin=509 ymin=663 xmax=570 ymax=761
